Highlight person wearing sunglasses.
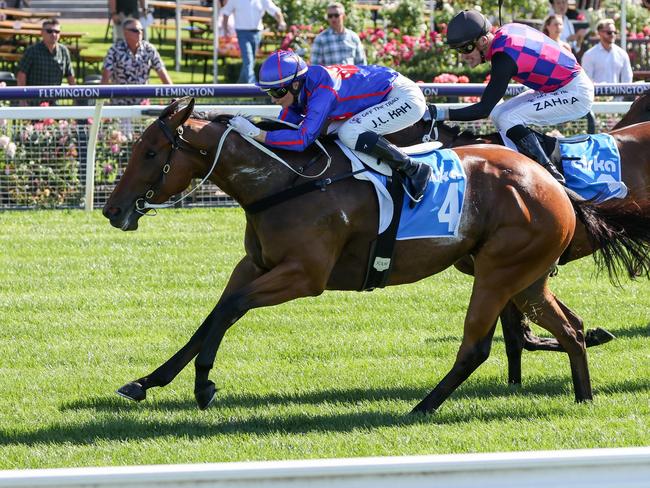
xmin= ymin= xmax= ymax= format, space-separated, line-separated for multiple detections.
xmin=429 ymin=9 xmax=594 ymax=184
xmin=101 ymin=19 xmax=172 ymax=106
xmin=228 ymin=49 xmax=432 ymax=204
xmin=311 ymin=2 xmax=366 ymax=66
xmin=580 ymin=19 xmax=632 ymax=90
xmin=16 ymin=18 xmax=76 ymax=105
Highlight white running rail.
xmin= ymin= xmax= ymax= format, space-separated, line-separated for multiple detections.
xmin=1 ymin=447 xmax=649 ymax=488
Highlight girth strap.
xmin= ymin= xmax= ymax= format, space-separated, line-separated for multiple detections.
xmin=360 ymin=173 xmax=405 ymax=291
xmin=242 ymin=169 xmax=367 ymax=214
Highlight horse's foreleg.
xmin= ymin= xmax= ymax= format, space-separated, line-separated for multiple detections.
xmin=193 ymin=258 xmax=328 ymax=410
xmin=500 ymin=301 xmax=526 ymax=386
xmin=116 ymin=256 xmax=264 ymax=402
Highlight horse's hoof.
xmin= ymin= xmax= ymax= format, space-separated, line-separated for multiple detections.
xmin=116 ymin=382 xmax=146 ymax=402
xmin=585 ymin=327 xmax=616 ymax=347
xmin=195 ymin=381 xmax=217 ymax=410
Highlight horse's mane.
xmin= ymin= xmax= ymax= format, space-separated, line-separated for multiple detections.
xmin=438 ymin=121 xmax=482 ymax=139
xmin=191 ymin=111 xmax=300 ymax=133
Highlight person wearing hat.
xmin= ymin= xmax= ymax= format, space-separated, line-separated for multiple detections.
xmin=429 ymin=9 xmax=595 ymax=184
xmin=227 ymin=50 xmax=433 ymax=204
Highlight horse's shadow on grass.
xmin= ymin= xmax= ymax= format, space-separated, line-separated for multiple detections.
xmin=602 ymin=322 xmax=650 ymax=340
xmin=1 ymin=377 xmax=648 ymax=446
xmin=425 ymin=322 xmax=649 ymax=346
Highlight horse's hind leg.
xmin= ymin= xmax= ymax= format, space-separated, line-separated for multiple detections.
xmin=511 ymin=278 xmax=593 ymax=402
xmin=411 ymin=275 xmax=512 ymax=414
xmin=116 ymin=256 xmax=265 ymax=402
xmin=501 ymin=300 xmax=571 ymax=386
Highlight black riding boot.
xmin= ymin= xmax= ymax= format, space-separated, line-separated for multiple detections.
xmin=355 ymin=131 xmax=432 ymax=203
xmin=506 ymin=125 xmax=566 ymax=184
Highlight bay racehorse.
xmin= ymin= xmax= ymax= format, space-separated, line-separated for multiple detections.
xmin=386 ymin=94 xmax=650 ymax=385
xmin=613 ymin=89 xmax=650 ymax=129
xmin=103 ymin=98 xmax=650 ymax=413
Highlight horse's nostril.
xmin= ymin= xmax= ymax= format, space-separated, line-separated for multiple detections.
xmin=103 ymin=205 xmax=121 ymax=219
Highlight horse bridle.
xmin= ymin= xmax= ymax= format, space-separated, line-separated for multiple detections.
xmin=135 ymin=115 xmax=332 ymax=214
xmin=135 ymin=117 xmax=233 ymax=213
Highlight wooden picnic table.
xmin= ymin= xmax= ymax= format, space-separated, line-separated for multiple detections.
xmin=182 ymin=15 xmax=213 ymax=25
xmin=0 ymin=27 xmax=86 ymax=41
xmin=0 ymin=27 xmax=87 ymax=73
xmin=355 ymin=3 xmax=381 ymax=11
xmin=0 ymin=19 xmax=42 ymax=30
xmin=148 ymin=1 xmax=212 ymax=14
xmin=0 ymin=8 xmax=60 ymax=20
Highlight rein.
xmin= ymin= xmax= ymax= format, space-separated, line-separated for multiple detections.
xmin=136 ymin=119 xmax=233 ymax=212
xmin=136 ymin=115 xmax=343 ymax=215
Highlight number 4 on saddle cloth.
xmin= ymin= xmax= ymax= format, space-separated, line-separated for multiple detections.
xmin=546 ymin=133 xmax=627 ymax=202
xmin=337 ymin=142 xmax=467 ymax=239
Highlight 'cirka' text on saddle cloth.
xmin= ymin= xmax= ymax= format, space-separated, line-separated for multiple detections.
xmin=560 ymin=133 xmax=628 ymax=202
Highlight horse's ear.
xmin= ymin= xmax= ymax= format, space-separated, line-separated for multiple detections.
xmin=159 ymin=98 xmax=182 ymax=119
xmin=166 ymin=97 xmax=196 ymax=128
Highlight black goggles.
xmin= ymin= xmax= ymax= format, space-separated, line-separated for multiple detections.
xmin=264 ymin=55 xmax=302 ymax=99
xmin=264 ymin=86 xmax=290 ymax=98
xmin=453 ymin=41 xmax=476 ymax=54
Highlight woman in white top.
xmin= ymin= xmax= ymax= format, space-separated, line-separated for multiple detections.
xmin=542 ymin=14 xmax=572 ymax=53
xmin=549 ymin=0 xmax=587 ymax=52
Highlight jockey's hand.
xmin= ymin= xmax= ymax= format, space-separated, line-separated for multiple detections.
xmin=429 ymin=104 xmax=449 ymax=122
xmin=229 ymin=116 xmax=261 ymax=138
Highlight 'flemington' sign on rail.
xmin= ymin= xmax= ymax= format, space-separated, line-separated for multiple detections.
xmin=0 ymin=83 xmax=648 ymax=100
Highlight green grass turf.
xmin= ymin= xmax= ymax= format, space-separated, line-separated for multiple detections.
xmin=0 ymin=208 xmax=648 ymax=468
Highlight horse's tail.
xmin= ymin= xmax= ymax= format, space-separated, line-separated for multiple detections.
xmin=568 ymin=193 xmax=650 ymax=283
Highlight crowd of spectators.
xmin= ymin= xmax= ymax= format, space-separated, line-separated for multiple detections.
xmin=5 ymin=0 xmax=643 ymax=99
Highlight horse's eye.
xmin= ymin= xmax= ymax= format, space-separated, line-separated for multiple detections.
xmin=145 ymin=150 xmax=156 ymax=159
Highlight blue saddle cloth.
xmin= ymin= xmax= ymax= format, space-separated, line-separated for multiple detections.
xmin=377 ymin=149 xmax=466 ymax=239
xmin=560 ymin=133 xmax=628 ymax=202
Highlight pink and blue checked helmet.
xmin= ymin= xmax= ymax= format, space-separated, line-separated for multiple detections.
xmin=257 ymin=50 xmax=308 ymax=96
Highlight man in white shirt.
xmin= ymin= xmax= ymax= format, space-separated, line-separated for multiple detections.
xmin=581 ymin=19 xmax=633 ymax=84
xmin=221 ymin=0 xmax=287 ymax=84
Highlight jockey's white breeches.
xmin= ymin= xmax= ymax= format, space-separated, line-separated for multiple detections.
xmin=335 ymin=74 xmax=427 ymax=152
xmin=491 ymin=70 xmax=594 ymax=149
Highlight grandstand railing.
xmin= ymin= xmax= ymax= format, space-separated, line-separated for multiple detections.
xmin=0 ymin=83 xmax=647 ymax=211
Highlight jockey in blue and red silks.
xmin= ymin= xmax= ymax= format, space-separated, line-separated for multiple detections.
xmin=227 ymin=49 xmax=432 ymax=204
xmin=429 ymin=9 xmax=595 ymax=184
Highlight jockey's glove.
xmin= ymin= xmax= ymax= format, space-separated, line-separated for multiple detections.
xmin=430 ymin=104 xmax=449 ymax=122
xmin=229 ymin=116 xmax=261 ymax=138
